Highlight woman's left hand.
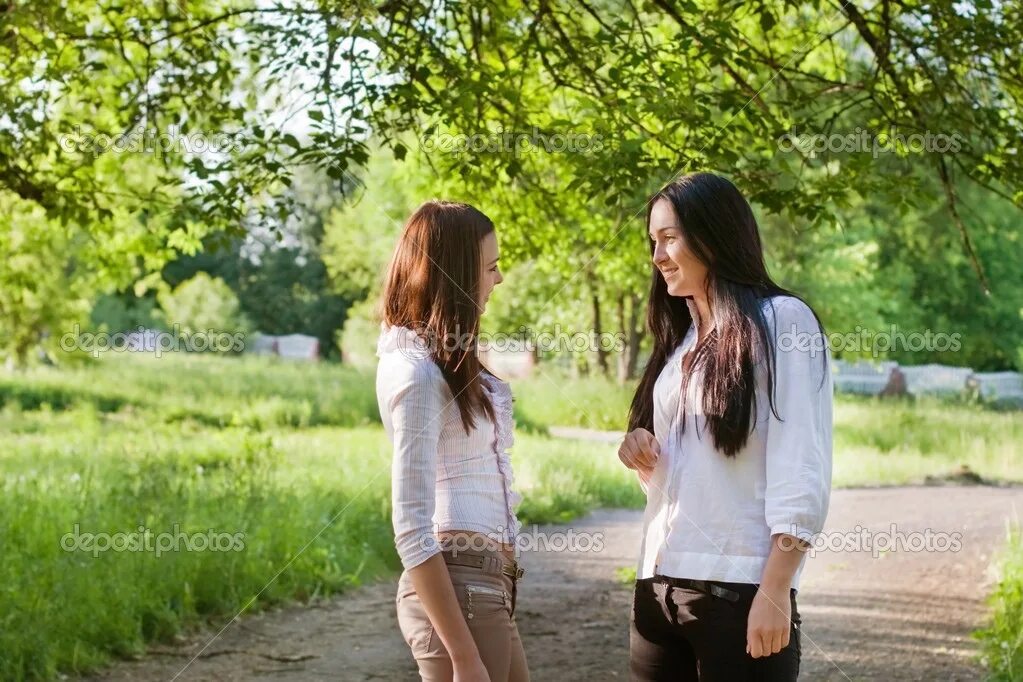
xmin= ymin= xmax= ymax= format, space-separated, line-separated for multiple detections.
xmin=746 ymin=585 xmax=792 ymax=658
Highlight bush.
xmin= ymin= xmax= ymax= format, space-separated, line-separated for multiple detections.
xmin=338 ymin=297 xmax=381 ymax=368
xmin=89 ymin=293 xmax=162 ymax=333
xmin=156 ymin=273 xmax=252 ymax=352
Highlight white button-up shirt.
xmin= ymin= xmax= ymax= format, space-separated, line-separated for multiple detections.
xmin=636 ymin=295 xmax=833 ymax=589
xmin=376 ymin=324 xmax=522 ymax=570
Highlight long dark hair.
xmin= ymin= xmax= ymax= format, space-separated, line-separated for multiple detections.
xmin=381 ymin=199 xmax=495 ymax=433
xmin=627 ymin=172 xmax=827 ymax=456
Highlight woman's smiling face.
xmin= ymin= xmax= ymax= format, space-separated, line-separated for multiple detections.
xmin=478 ymin=230 xmax=503 ymax=311
xmin=648 ymin=197 xmax=708 ymax=297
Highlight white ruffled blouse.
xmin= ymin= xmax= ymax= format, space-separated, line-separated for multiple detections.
xmin=375 ymin=324 xmax=523 ymax=570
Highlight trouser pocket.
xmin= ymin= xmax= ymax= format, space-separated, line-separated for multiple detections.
xmin=462 ymin=582 xmax=511 ymax=621
xmin=395 ymin=589 xmax=436 ymax=656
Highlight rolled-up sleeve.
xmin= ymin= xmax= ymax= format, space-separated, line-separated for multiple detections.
xmin=764 ymin=299 xmax=833 ymax=544
xmin=383 ymin=357 xmax=448 ymax=570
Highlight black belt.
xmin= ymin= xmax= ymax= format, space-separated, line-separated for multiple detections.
xmin=441 ymin=549 xmax=525 ymax=580
xmin=657 ymin=576 xmax=740 ymax=602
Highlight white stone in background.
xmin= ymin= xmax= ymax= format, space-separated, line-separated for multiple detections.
xmin=833 ymin=361 xmax=1022 ymax=402
xmin=275 ymin=334 xmax=320 ymax=361
xmin=899 ymin=364 xmax=975 ymax=396
xmin=832 ymin=359 xmax=899 ymax=395
xmin=245 ymin=333 xmax=319 ymax=360
xmin=248 ymin=334 xmax=279 ymax=356
xmin=968 ymin=371 xmax=1023 ymax=401
xmin=125 ymin=328 xmax=162 ymax=352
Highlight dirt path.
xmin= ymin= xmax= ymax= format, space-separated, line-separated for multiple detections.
xmin=84 ymin=486 xmax=1022 ymax=681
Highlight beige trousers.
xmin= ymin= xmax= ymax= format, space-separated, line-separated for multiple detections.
xmin=395 ymin=554 xmax=529 ymax=681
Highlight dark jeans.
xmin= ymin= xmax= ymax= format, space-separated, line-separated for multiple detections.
xmin=630 ymin=577 xmax=801 ymax=681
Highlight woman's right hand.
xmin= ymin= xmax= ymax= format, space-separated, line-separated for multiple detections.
xmin=618 ymin=428 xmax=660 ymax=479
xmin=453 ymin=656 xmax=492 ymax=682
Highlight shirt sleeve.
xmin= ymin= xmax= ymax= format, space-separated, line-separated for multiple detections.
xmin=383 ymin=356 xmax=448 ymax=570
xmin=764 ymin=298 xmax=833 ymax=544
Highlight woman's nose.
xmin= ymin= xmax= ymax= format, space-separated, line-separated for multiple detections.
xmin=652 ymin=244 xmax=668 ymax=265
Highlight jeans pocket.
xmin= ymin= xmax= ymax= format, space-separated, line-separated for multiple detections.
xmin=396 ymin=585 xmax=417 ymax=606
xmin=668 ymin=586 xmax=713 ymax=625
xmin=463 ymin=582 xmax=510 ymax=621
xmin=396 ymin=592 xmax=436 ymax=656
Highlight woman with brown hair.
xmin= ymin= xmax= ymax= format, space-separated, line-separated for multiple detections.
xmin=375 ymin=200 xmax=529 ymax=682
xmin=618 ymin=173 xmax=833 ymax=681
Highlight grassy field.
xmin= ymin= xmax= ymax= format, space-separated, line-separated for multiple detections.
xmin=976 ymin=528 xmax=1023 ymax=681
xmin=1 ymin=354 xmax=1021 ymax=680
xmin=516 ymin=362 xmax=1023 ymax=486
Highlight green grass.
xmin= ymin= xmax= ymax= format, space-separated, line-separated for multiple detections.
xmin=0 ymin=412 xmax=394 ymax=679
xmin=0 ymin=356 xmax=643 ymax=680
xmin=511 ymin=368 xmax=1023 ymax=486
xmin=510 ymin=367 xmax=635 ymax=431
xmin=831 ymin=394 xmax=1023 ymax=486
xmin=0 ymin=353 xmax=380 ymax=429
xmin=1 ymin=355 xmax=1021 ymax=680
xmin=976 ymin=528 xmax=1023 ymax=680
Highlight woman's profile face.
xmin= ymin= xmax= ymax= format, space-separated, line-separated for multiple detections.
xmin=649 ymin=197 xmax=708 ymax=298
xmin=478 ymin=231 xmax=503 ymax=312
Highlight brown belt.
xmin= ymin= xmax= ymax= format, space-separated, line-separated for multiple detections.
xmin=440 ymin=549 xmax=525 ymax=581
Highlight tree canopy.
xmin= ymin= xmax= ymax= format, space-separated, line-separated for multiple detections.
xmin=2 ymin=0 xmax=1021 ymax=367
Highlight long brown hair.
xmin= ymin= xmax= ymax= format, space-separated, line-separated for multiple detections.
xmin=381 ymin=200 xmax=496 ymax=433
xmin=627 ymin=172 xmax=827 ymax=456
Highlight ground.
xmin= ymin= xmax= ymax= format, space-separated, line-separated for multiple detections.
xmin=84 ymin=485 xmax=1021 ymax=682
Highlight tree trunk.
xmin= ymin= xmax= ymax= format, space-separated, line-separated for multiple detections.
xmin=616 ymin=294 xmax=628 ymax=383
xmin=592 ymin=291 xmax=609 ymax=377
xmin=617 ymin=293 xmax=645 ymax=384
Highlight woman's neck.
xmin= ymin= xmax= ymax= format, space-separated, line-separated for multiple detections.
xmin=685 ymin=295 xmax=714 ymax=342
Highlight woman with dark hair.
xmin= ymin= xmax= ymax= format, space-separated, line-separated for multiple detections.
xmin=376 ymin=200 xmax=529 ymax=682
xmin=618 ymin=172 xmax=833 ymax=681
